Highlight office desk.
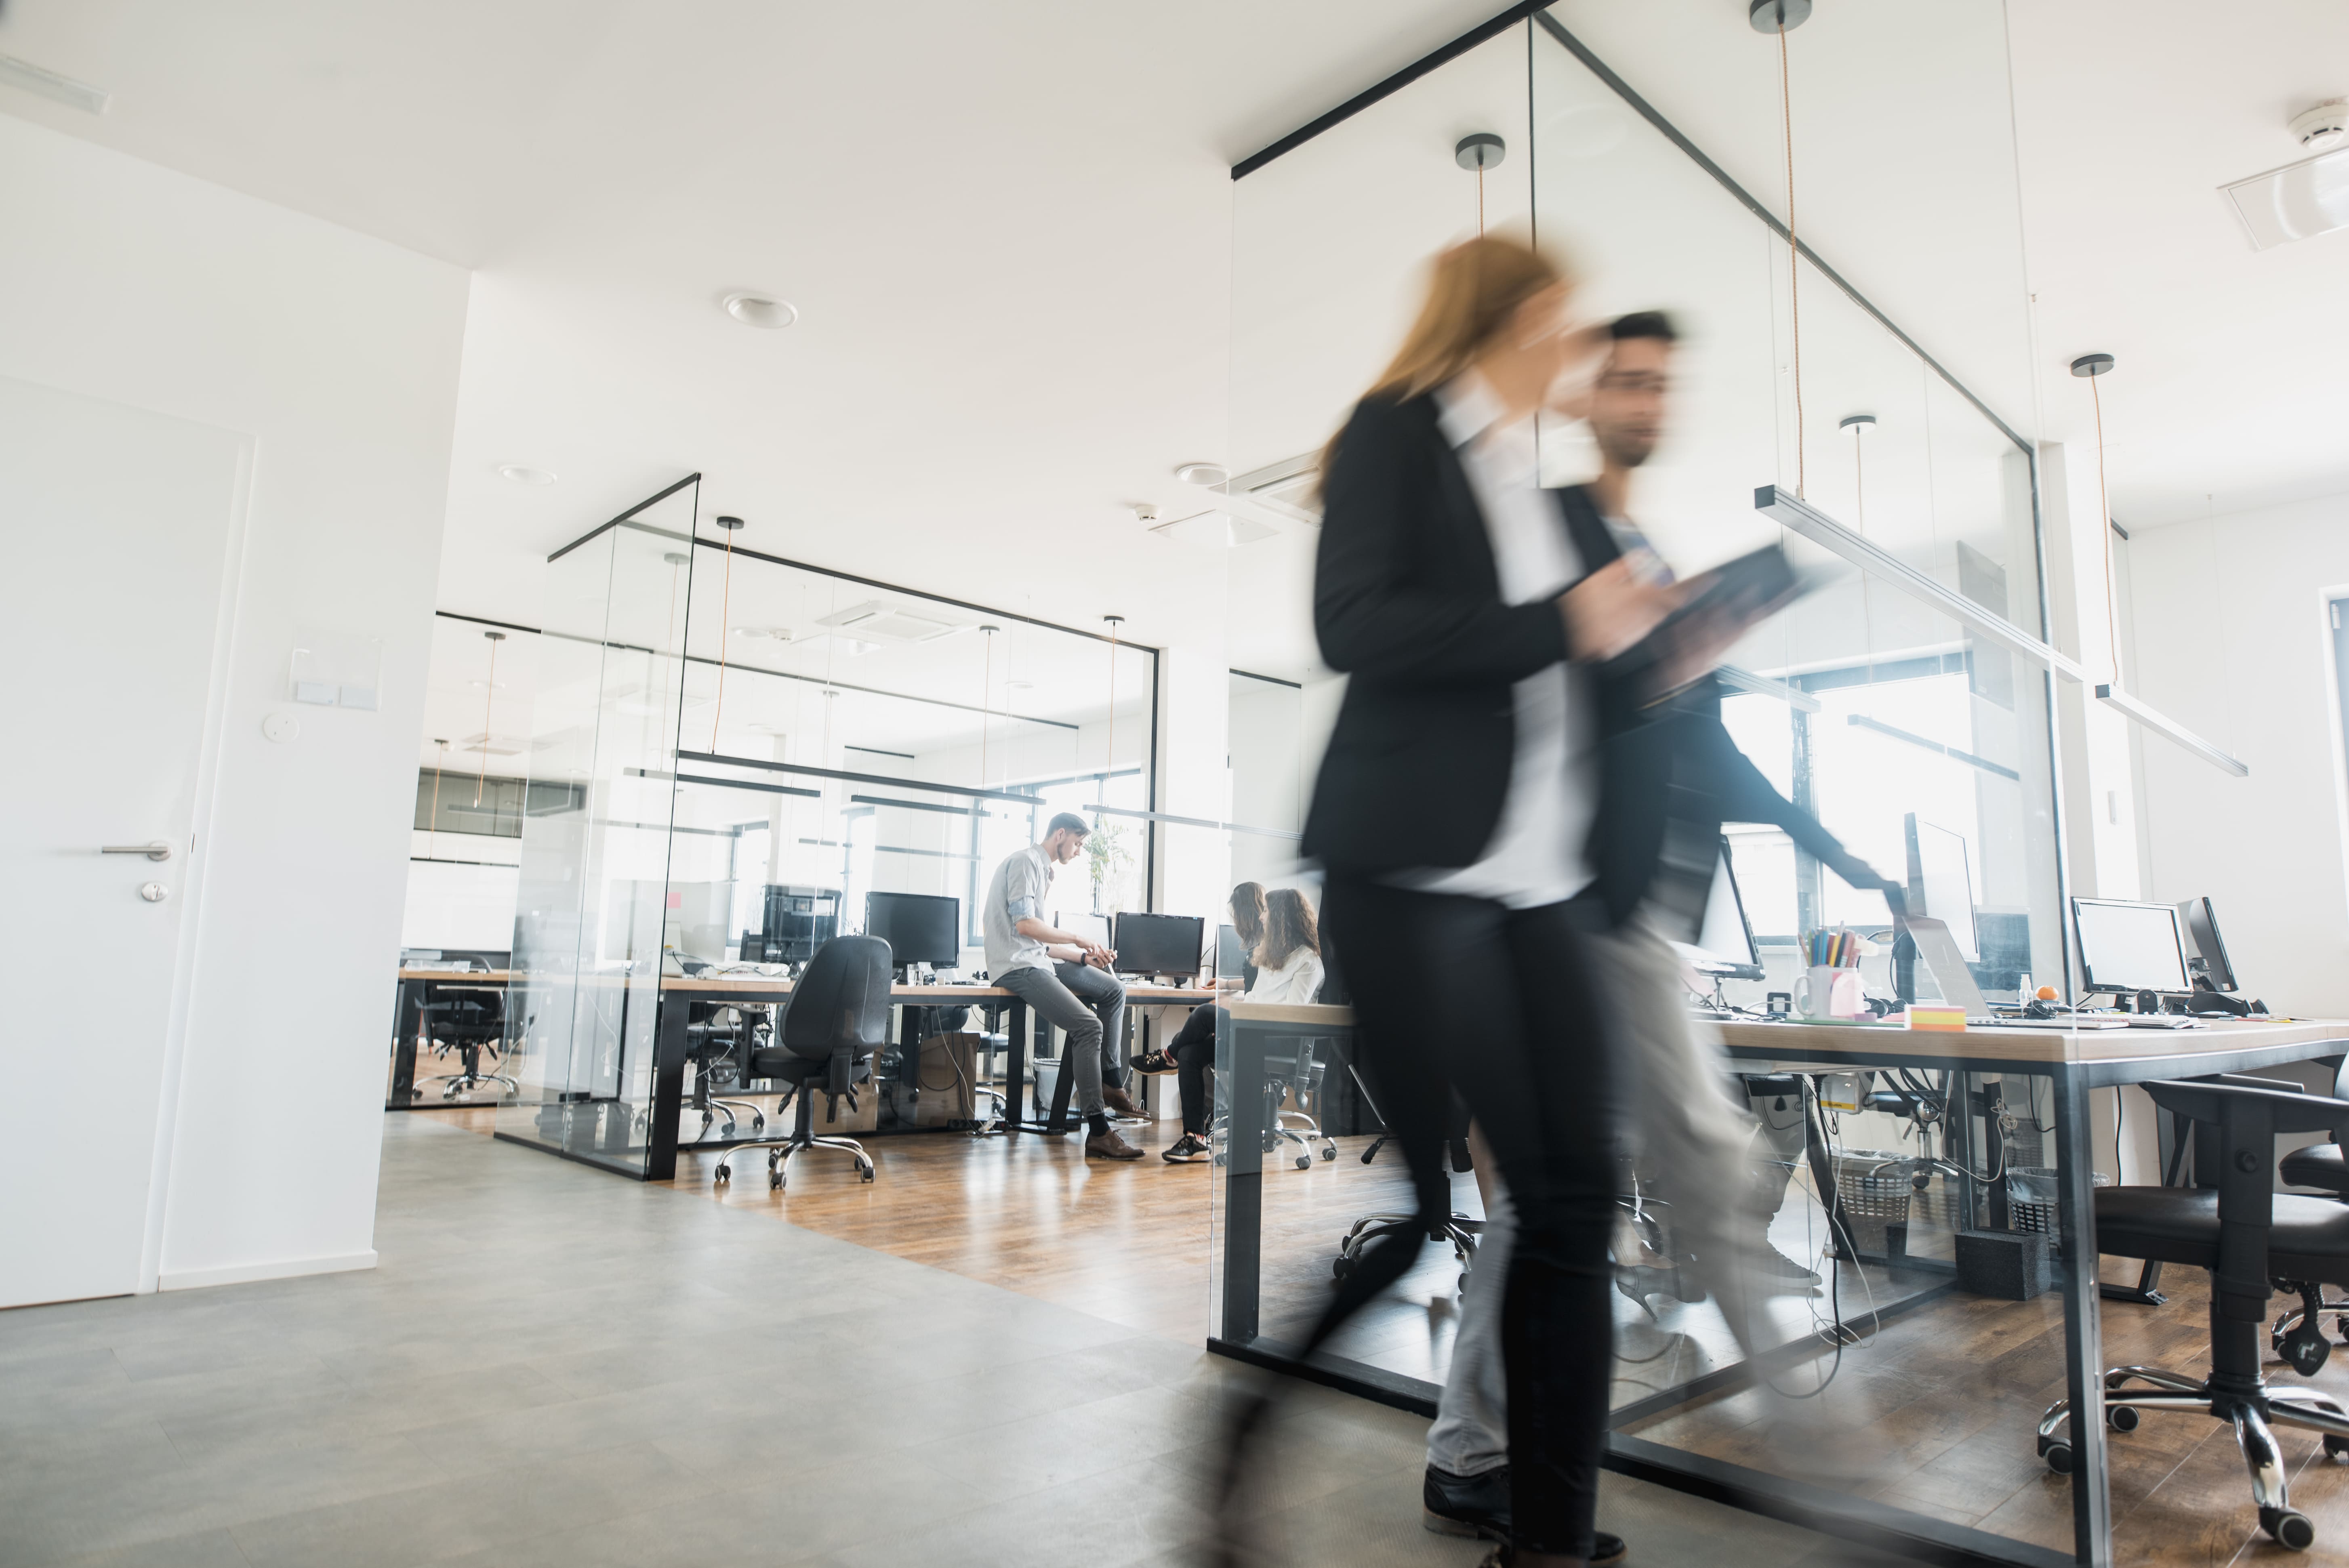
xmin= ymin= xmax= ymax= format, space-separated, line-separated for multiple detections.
xmin=388 ymin=968 xmax=512 ymax=1108
xmin=1209 ymin=1005 xmax=2349 ymax=1568
xmin=644 ymin=976 xmax=1213 ymax=1180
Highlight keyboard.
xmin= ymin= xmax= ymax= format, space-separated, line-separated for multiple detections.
xmin=1969 ymin=1015 xmax=2133 ymax=1030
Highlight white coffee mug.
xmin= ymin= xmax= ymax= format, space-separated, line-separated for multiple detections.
xmin=1796 ymin=965 xmax=1865 ymax=1020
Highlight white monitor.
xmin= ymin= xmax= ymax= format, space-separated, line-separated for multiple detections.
xmin=2072 ymin=898 xmax=2191 ymax=994
xmin=1056 ymin=911 xmax=1110 ymax=949
xmin=1906 ymin=816 xmax=1978 ymax=962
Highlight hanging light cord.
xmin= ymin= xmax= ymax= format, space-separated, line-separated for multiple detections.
xmin=1478 ymin=162 xmax=1486 ymax=236
xmin=1104 ymin=623 xmax=1119 ymax=790
xmin=979 ymin=631 xmax=995 ymax=785
xmin=428 ymin=740 xmax=447 ymax=858
xmin=2091 ymin=374 xmax=2122 ymax=682
xmin=1779 ymin=14 xmax=1805 ymax=498
xmin=474 ymin=637 xmax=499 ymax=806
xmin=709 ymin=527 xmax=739 ymax=751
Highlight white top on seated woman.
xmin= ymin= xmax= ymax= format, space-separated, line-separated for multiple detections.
xmin=1244 ymin=888 xmax=1323 ymax=1007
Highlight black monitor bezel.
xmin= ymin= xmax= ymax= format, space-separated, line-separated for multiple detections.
xmin=864 ymin=890 xmax=963 ymax=967
xmin=1111 ymin=911 xmax=1206 ymax=978
xmin=2174 ymin=896 xmax=2238 ymax=992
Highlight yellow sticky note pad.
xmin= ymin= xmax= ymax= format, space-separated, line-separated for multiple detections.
xmin=1906 ymin=1006 xmax=1967 ymax=1033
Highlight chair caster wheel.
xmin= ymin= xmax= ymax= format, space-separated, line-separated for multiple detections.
xmin=2041 ymin=1440 xmax=2073 ymax=1475
xmin=2107 ymin=1406 xmax=2139 ymax=1432
xmin=2280 ymin=1323 xmax=2333 ymax=1377
xmin=1332 ymin=1254 xmax=1356 ymax=1281
xmin=1321 ymin=1145 xmax=1336 ymax=1161
xmin=769 ymin=1173 xmax=784 ymax=1192
xmin=2262 ymin=1507 xmax=2316 ymax=1550
xmin=1295 ymin=1155 xmax=1311 ymax=1171
xmin=860 ymin=1168 xmax=875 ymax=1183
xmin=752 ymin=1115 xmax=765 ymax=1132
xmin=714 ymin=1164 xmax=731 ymax=1183
xmin=2326 ymin=1434 xmax=2349 ymax=1461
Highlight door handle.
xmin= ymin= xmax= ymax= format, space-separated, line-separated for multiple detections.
xmin=103 ymin=842 xmax=175 ymax=862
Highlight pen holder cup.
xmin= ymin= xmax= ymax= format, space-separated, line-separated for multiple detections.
xmin=1797 ymin=965 xmax=1867 ymax=1021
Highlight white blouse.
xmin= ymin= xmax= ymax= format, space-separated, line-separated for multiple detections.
xmin=1246 ymin=948 xmax=1325 ymax=1006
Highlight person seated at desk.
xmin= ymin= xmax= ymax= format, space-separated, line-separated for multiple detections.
xmin=1143 ymin=886 xmax=1323 ymax=1164
xmin=983 ymin=811 xmax=1147 ymax=1159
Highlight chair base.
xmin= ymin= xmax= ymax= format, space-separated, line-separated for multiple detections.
xmin=712 ymin=1131 xmax=874 ymax=1191
xmin=2273 ymin=1285 xmax=2349 ymax=1375
xmin=692 ymin=1097 xmax=767 ymax=1141
xmin=1333 ymin=1211 xmax=1482 ymax=1291
xmin=1273 ymin=1110 xmax=1338 ymax=1171
xmin=2040 ymin=1366 xmax=2349 ymax=1549
xmin=415 ymin=1070 xmax=518 ymax=1101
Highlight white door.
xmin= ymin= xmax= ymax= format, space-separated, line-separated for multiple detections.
xmin=0 ymin=376 xmax=246 ymax=1307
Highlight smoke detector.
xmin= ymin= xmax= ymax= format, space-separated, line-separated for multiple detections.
xmin=2291 ymin=100 xmax=2349 ymax=154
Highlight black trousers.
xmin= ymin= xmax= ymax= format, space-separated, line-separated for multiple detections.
xmin=1165 ymin=1002 xmax=1220 ymax=1135
xmin=1320 ymin=876 xmax=1624 ymax=1559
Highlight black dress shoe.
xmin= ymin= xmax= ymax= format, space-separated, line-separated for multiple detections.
xmin=1428 ymin=1465 xmax=1625 ymax=1561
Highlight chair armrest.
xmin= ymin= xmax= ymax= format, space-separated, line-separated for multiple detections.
xmin=2145 ymin=1077 xmax=2349 ymax=1139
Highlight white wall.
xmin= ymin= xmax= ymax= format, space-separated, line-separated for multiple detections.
xmin=0 ymin=114 xmax=469 ymax=1289
xmin=2127 ymin=491 xmax=2349 ymax=1016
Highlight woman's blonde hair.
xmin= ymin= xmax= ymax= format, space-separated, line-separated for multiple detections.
xmin=1321 ymin=234 xmax=1572 ymax=481
xmin=1254 ymin=887 xmax=1321 ymax=973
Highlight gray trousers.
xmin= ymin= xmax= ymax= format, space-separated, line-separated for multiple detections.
xmin=1427 ymin=921 xmax=1791 ymax=1476
xmin=996 ymin=961 xmax=1127 ymax=1118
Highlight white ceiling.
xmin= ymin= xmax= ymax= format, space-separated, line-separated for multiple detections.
xmin=2 ymin=0 xmax=2341 ymax=673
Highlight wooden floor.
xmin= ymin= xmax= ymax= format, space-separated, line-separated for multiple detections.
xmin=412 ymin=1102 xmax=2349 ymax=1565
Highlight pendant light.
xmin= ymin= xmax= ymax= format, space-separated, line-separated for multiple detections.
xmin=474 ymin=631 xmax=504 ymax=808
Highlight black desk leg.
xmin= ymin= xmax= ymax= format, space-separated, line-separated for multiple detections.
xmin=1003 ymin=999 xmax=1028 ymax=1135
xmin=2052 ymin=1069 xmax=2114 ymax=1568
xmin=1220 ymin=1019 xmax=1267 ymax=1344
xmin=390 ymin=979 xmax=423 ymax=1107
xmin=647 ymin=998 xmax=690 ymax=1182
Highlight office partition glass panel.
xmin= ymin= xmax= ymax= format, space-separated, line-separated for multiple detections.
xmin=496 ymin=481 xmax=700 ymax=1175
xmin=1209 ymin=11 xmax=2136 ymax=1567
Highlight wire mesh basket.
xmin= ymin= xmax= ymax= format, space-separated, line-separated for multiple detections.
xmin=1832 ymin=1151 xmax=1916 ymax=1252
xmin=2007 ymin=1166 xmax=2111 ymax=1237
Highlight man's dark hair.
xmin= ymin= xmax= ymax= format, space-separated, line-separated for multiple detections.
xmin=1046 ymin=811 xmax=1091 ymax=838
xmin=1609 ymin=310 xmax=1679 ymax=345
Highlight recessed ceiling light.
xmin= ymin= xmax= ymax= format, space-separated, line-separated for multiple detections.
xmin=1174 ymin=462 xmax=1228 ymax=487
xmin=723 ymin=293 xmax=798 ymax=329
xmin=497 ymin=464 xmax=557 ymax=485
xmin=2223 ymin=146 xmax=2349 ymax=249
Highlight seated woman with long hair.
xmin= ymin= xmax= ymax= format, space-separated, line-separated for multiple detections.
xmin=1144 ymin=885 xmax=1322 ymax=1164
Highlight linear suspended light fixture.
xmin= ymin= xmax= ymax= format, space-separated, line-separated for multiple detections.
xmin=1717 ymin=663 xmax=1821 ymax=713
xmin=1754 ymin=484 xmax=2249 ymax=777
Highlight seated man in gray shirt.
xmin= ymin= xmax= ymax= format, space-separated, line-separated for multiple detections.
xmin=983 ymin=812 xmax=1146 ymax=1160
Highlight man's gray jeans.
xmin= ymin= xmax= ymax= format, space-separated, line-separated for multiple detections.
xmin=997 ymin=961 xmax=1127 ymax=1118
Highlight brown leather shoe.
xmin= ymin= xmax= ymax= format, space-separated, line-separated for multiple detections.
xmin=1101 ymin=1086 xmax=1148 ymax=1119
xmin=1085 ymin=1128 xmax=1145 ymax=1160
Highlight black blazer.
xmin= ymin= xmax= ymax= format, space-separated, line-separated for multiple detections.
xmin=1302 ymin=391 xmax=1622 ymax=876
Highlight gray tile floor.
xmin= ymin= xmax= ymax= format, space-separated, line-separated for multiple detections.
xmin=1 ymin=1116 xmax=1915 ymax=1567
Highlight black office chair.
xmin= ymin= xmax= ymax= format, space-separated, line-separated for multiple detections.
xmin=2266 ymin=1057 xmax=2349 ymax=1372
xmin=685 ymin=1002 xmax=766 ymax=1140
xmin=713 ymin=935 xmax=891 ymax=1192
xmin=2035 ymin=1075 xmax=2349 ymax=1550
xmin=414 ymin=984 xmax=516 ymax=1100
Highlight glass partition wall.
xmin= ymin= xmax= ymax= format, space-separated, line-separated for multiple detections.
xmin=1203 ymin=10 xmax=2164 ymax=1567
xmin=494 ymin=478 xmax=1162 ymax=1174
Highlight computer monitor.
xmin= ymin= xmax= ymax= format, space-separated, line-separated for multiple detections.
xmin=1056 ymin=911 xmax=1110 ymax=949
xmin=758 ymin=884 xmax=838 ymax=963
xmin=1111 ymin=912 xmax=1205 ymax=978
xmin=1215 ymin=923 xmax=1247 ymax=980
xmin=2072 ymin=897 xmax=2191 ymax=995
xmin=864 ymin=891 xmax=962 ymax=968
xmin=2174 ymin=896 xmax=2238 ymax=992
xmin=1906 ymin=815 xmax=1979 ymax=962
xmin=1674 ymin=838 xmax=1764 ymax=981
